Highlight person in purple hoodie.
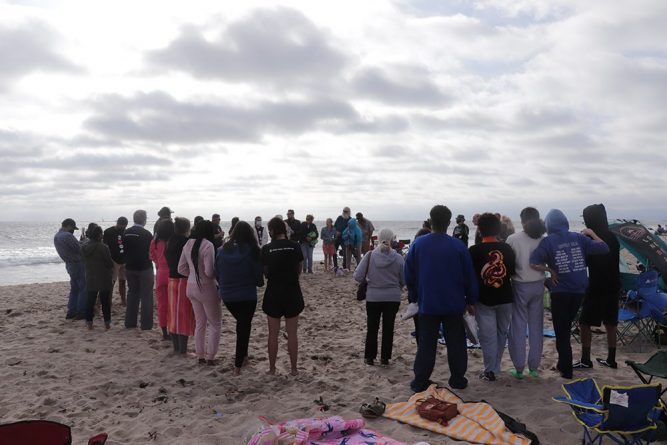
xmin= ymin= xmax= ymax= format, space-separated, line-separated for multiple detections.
xmin=529 ymin=209 xmax=608 ymax=379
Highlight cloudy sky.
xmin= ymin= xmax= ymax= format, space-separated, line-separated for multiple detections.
xmin=1 ymin=0 xmax=666 ymax=223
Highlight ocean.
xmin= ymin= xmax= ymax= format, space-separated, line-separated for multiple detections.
xmin=2 ymin=219 xmax=661 ymax=286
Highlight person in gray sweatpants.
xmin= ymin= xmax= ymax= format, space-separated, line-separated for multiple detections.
xmin=468 ymin=213 xmax=516 ymax=381
xmin=506 ymin=207 xmax=546 ymax=379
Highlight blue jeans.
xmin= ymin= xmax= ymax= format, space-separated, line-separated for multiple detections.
xmin=65 ymin=261 xmax=87 ymax=316
xmin=301 ymin=243 xmax=314 ymax=273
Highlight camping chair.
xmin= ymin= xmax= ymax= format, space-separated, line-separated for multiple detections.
xmin=617 ymin=271 xmax=667 ymax=351
xmin=398 ymin=239 xmax=410 ymax=255
xmin=553 ymin=378 xmax=662 ymax=445
xmin=627 ymin=351 xmax=667 ymax=407
xmin=0 ymin=420 xmax=107 ymax=445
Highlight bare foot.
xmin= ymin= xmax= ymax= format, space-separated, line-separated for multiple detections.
xmin=242 ymin=356 xmax=250 ymax=367
xmin=233 ymin=367 xmax=241 ymax=376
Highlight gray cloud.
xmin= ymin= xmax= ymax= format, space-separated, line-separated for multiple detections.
xmin=0 ymin=21 xmax=79 ymax=90
xmin=84 ymin=91 xmax=409 ymax=144
xmin=147 ymin=7 xmax=346 ymax=87
xmin=0 ymin=129 xmax=44 ymax=157
xmin=351 ymin=66 xmax=450 ymax=106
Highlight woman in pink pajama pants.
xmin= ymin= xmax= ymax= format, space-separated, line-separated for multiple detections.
xmin=150 ymin=220 xmax=174 ymax=340
xmin=178 ymin=220 xmax=221 ymax=365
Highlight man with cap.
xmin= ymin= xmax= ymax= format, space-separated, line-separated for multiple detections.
xmin=452 ymin=215 xmax=470 ymax=247
xmin=153 ymin=206 xmax=174 ymax=235
xmin=54 ymin=218 xmax=87 ymax=319
xmin=103 ymin=216 xmax=129 ymax=306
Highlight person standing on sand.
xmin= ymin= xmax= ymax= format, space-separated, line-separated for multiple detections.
xmin=300 ymin=214 xmax=318 ymax=274
xmin=355 ymin=228 xmax=405 ymax=367
xmin=320 ymin=218 xmax=337 ymax=272
xmin=54 ymin=218 xmax=87 ymax=320
xmin=285 ymin=210 xmax=302 ymax=243
xmin=469 ymin=213 xmax=516 ymax=382
xmin=506 ymin=207 xmax=546 ymax=380
xmin=334 ymin=207 xmax=352 ymax=270
xmin=262 ymin=217 xmax=304 ymax=376
xmin=255 ymin=216 xmax=269 ymax=247
xmin=574 ymin=203 xmax=621 ymax=370
xmin=216 ymin=221 xmax=264 ymax=375
xmin=472 ymin=213 xmax=482 ymax=245
xmin=153 ymin=206 xmax=173 ymax=236
xmin=356 ymin=212 xmax=375 ymax=254
xmin=342 ymin=218 xmax=362 ymax=271
xmin=178 ymin=220 xmax=221 ymax=365
xmin=211 ymin=213 xmax=224 ymax=250
xmin=529 ymin=209 xmax=608 ymax=379
xmin=82 ymin=226 xmax=114 ymax=330
xmin=405 ymin=205 xmax=478 ymax=392
xmin=164 ymin=217 xmax=195 ymax=356
xmin=452 ymin=215 xmax=470 ymax=246
xmin=150 ymin=219 xmax=174 ymax=340
xmin=123 ymin=210 xmax=154 ymax=330
xmin=103 ymin=217 xmax=128 ymax=306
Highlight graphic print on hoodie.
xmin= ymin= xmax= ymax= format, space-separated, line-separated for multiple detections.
xmin=530 ymin=209 xmax=609 ymax=294
xmin=469 ymin=242 xmax=516 ymax=306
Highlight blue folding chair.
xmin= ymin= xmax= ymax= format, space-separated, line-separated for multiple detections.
xmin=553 ymin=378 xmax=662 ymax=444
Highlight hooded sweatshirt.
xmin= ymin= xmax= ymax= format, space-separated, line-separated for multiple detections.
xmin=82 ymin=240 xmax=114 ymax=292
xmin=530 ymin=209 xmax=609 ymax=294
xmin=215 ymin=243 xmax=264 ymax=303
xmin=583 ymin=204 xmax=621 ymax=294
xmin=342 ymin=219 xmax=362 ymax=247
xmin=354 ymin=249 xmax=405 ymax=302
xmin=404 ymin=232 xmax=478 ymax=315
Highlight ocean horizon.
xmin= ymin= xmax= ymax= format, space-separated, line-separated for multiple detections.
xmin=1 ymin=219 xmax=662 ymax=286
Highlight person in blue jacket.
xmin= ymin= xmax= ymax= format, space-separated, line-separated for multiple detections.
xmin=529 ymin=209 xmax=608 ymax=379
xmin=404 ymin=205 xmax=478 ymax=392
xmin=215 ymin=221 xmax=264 ymax=375
xmin=342 ymin=218 xmax=363 ymax=271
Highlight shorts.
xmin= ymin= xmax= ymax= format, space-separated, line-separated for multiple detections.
xmin=580 ymin=290 xmax=619 ymax=327
xmin=262 ymin=292 xmax=304 ymax=319
xmin=322 ymin=243 xmax=335 ymax=256
xmin=112 ymin=262 xmax=126 ymax=282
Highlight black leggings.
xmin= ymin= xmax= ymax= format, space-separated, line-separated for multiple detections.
xmin=365 ymin=301 xmax=400 ymax=361
xmin=225 ymin=301 xmax=257 ymax=368
xmin=86 ymin=290 xmax=111 ymax=323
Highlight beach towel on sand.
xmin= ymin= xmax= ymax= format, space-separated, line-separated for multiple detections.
xmin=246 ymin=415 xmax=409 ymax=445
xmin=383 ymin=385 xmax=531 ymax=445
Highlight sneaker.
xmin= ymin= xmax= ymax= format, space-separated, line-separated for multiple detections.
xmin=527 ymin=369 xmax=539 ymax=378
xmin=596 ymin=358 xmax=618 ymax=369
xmin=400 ymin=302 xmax=419 ymax=321
xmin=364 ymin=358 xmax=374 ymax=366
xmin=573 ymin=360 xmax=593 ymax=369
xmin=480 ymin=371 xmax=496 ymax=381
xmin=510 ymin=369 xmax=524 ymax=380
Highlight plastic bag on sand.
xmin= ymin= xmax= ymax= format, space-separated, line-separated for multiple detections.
xmin=463 ymin=312 xmax=479 ymax=345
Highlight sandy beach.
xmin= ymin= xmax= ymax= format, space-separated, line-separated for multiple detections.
xmin=0 ymin=268 xmax=661 ymax=444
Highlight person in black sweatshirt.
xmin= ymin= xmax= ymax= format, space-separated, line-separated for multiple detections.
xmin=574 ymin=203 xmax=621 ymax=369
xmin=123 ymin=209 xmax=154 ymax=330
xmin=103 ymin=216 xmax=128 ymax=306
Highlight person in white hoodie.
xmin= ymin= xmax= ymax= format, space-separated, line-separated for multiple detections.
xmin=354 ymin=229 xmax=405 ymax=366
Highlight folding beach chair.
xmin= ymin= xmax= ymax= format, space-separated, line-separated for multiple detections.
xmin=553 ymin=378 xmax=662 ymax=445
xmin=627 ymin=351 xmax=667 ymax=407
xmin=617 ymin=270 xmax=667 ymax=351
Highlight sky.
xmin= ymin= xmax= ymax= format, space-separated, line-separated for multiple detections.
xmin=1 ymin=0 xmax=666 ymax=223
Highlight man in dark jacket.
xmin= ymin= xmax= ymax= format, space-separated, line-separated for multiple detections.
xmin=123 ymin=210 xmax=154 ymax=330
xmin=575 ymin=204 xmax=621 ymax=369
xmin=103 ymin=216 xmax=128 ymax=306
xmin=54 ymin=218 xmax=87 ymax=320
xmin=285 ymin=209 xmax=302 ymax=242
xmin=333 ymin=207 xmax=351 ymax=270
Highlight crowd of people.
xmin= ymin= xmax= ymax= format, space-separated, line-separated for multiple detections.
xmin=53 ymin=202 xmax=621 ymax=388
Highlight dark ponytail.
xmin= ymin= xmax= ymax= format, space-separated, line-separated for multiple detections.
xmin=191 ymin=220 xmax=215 ymax=289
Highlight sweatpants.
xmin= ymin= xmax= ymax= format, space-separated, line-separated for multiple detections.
xmin=475 ymin=302 xmax=512 ymax=375
xmin=551 ymin=292 xmax=583 ymax=378
xmin=86 ymin=290 xmax=111 ymax=324
xmin=412 ymin=313 xmax=468 ymax=392
xmin=365 ymin=301 xmax=400 ymax=361
xmin=188 ymin=290 xmax=221 ymax=361
xmin=508 ymin=281 xmax=545 ymax=373
xmin=124 ymin=268 xmax=154 ymax=330
xmin=224 ymin=301 xmax=257 ymax=368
